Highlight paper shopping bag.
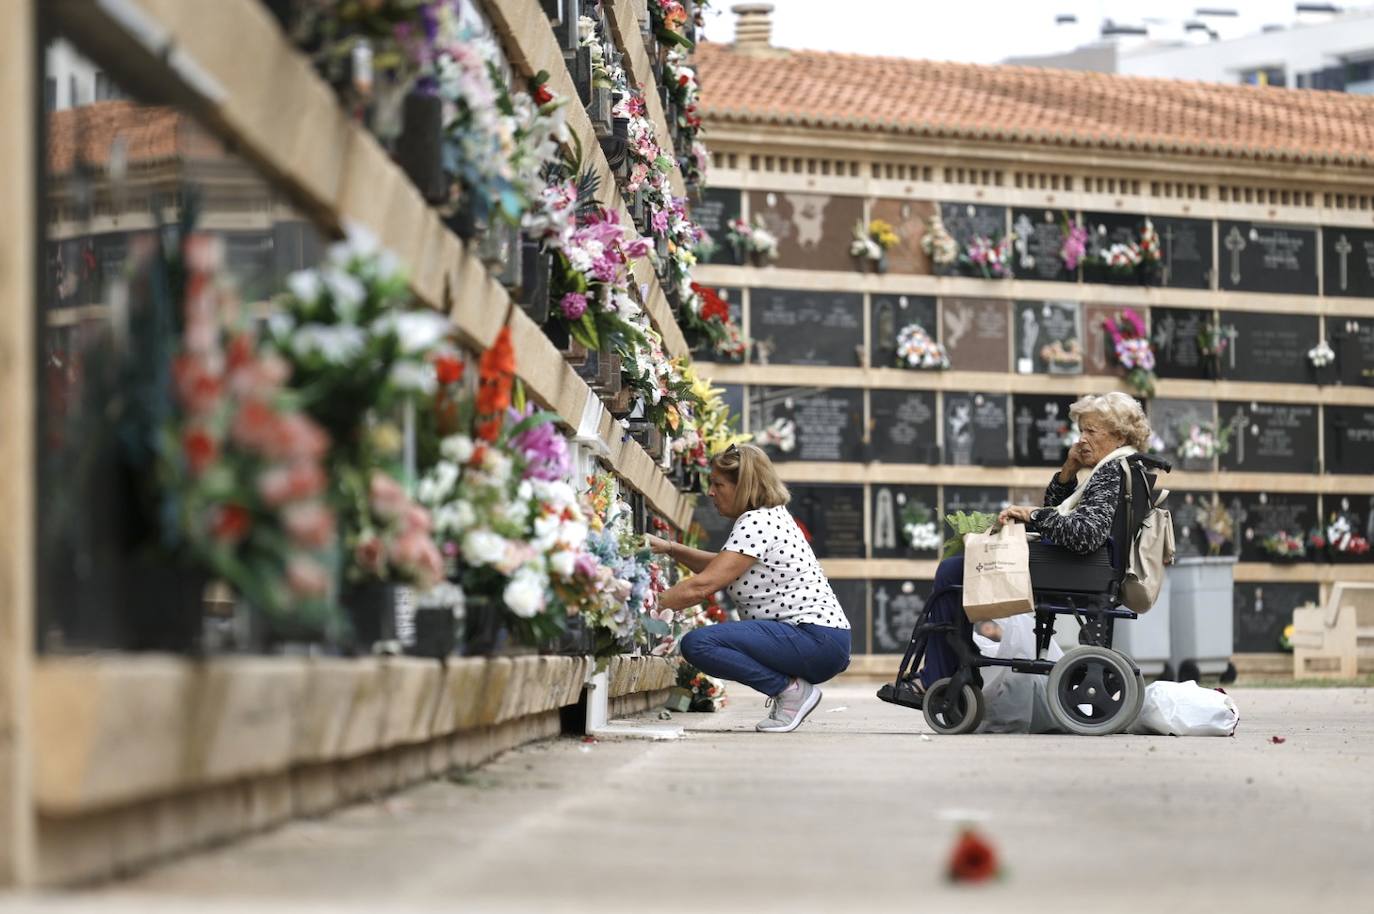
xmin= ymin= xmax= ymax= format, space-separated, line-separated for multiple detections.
xmin=962 ymin=523 xmax=1034 ymax=621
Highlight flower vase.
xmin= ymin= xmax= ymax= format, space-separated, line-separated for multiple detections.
xmin=120 ymin=556 xmax=209 ymax=653
xmin=1139 ymin=260 xmax=1162 ymax=287
xmin=394 ymin=90 xmax=446 ymax=205
xmin=461 ymin=593 xmax=508 ymax=656
xmin=341 ymin=581 xmax=398 ymax=654
xmin=541 ymin=613 xmax=595 ymax=656
xmin=875 ymin=254 xmax=889 ymax=274
xmin=410 ymin=606 xmax=457 ymax=659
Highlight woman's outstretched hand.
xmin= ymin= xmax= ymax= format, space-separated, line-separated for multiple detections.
xmin=645 ymin=534 xmax=673 ymax=555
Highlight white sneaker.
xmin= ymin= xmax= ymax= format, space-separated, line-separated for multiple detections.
xmin=756 ymin=679 xmax=822 ymax=733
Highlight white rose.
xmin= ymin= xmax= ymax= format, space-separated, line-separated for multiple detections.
xmin=287 ymin=269 xmax=322 ymax=305
xmin=503 ymin=570 xmax=546 ymax=618
xmin=462 ymin=529 xmax=508 ymax=567
xmin=549 ymin=550 xmax=576 ymax=578
xmin=440 ymin=435 xmax=475 ymax=464
xmin=320 ymin=267 xmax=366 ymax=322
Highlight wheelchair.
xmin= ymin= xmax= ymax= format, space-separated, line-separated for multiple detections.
xmin=877 ymin=453 xmax=1171 ymax=737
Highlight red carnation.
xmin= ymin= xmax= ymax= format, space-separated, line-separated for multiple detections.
xmin=534 ymin=84 xmax=555 ymax=106
xmin=947 ymin=828 xmax=1000 ymax=883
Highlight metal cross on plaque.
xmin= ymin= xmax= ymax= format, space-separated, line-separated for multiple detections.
xmin=1224 ymin=226 xmax=1247 ymax=285
xmin=1335 ymin=234 xmax=1353 ymax=292
xmin=1224 ymin=324 xmax=1239 ymax=369
xmin=873 ymin=586 xmax=893 ymax=650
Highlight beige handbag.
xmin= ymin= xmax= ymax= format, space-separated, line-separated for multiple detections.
xmin=1117 ymin=459 xmax=1175 ymax=613
xmin=962 ymin=522 xmax=1035 ymax=621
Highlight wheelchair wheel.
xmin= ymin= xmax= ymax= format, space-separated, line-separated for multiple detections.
xmin=1047 ymin=646 xmax=1142 ymax=736
xmin=922 ymin=678 xmax=984 ymax=736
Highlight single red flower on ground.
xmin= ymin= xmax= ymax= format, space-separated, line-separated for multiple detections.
xmin=947 ymin=828 xmax=1000 ymax=883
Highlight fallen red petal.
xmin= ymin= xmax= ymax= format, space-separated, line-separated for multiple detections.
xmin=1270 ymin=736 xmax=1286 ymax=744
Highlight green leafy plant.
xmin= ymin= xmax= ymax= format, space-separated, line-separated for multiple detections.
xmin=941 ymin=511 xmax=1000 ymax=559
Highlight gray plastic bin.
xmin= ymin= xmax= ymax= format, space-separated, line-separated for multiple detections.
xmin=1113 ymin=575 xmax=1172 ymax=677
xmin=1168 ymin=556 xmax=1238 ymax=682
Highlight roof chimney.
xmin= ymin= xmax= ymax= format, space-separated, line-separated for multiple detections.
xmin=732 ymin=3 xmax=775 ymax=55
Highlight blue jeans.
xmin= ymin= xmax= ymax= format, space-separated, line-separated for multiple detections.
xmin=681 ymin=620 xmax=852 ymax=697
xmin=918 ymin=555 xmax=979 ymax=688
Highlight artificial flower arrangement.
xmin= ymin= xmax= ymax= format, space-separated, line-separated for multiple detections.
xmin=962 ymin=232 xmax=1017 ymax=279
xmin=727 ymin=216 xmax=780 ymax=264
xmin=549 ymin=202 xmax=652 ymax=353
xmin=684 ymin=282 xmax=748 ymax=360
xmin=1084 ymin=218 xmax=1162 ymax=282
xmin=1102 ymin=309 xmax=1157 ymax=398
xmin=755 ymin=416 xmax=797 ymax=454
xmin=662 ymin=49 xmax=707 ymax=187
xmin=1175 ymin=420 xmax=1232 ymax=462
xmin=1039 ymin=338 xmax=1083 ymax=372
xmin=895 ymin=323 xmax=950 ymax=370
xmin=1196 ymin=320 xmax=1233 ymax=373
xmin=676 ymin=664 xmax=728 ymax=711
xmin=1060 ymin=216 xmax=1089 ymax=271
xmin=1312 ymin=513 xmax=1372 ymax=560
xmin=145 ymin=220 xmax=341 ymax=638
xmin=919 ymin=211 xmax=959 ymax=266
xmin=1308 ymin=340 xmax=1336 ymax=369
xmin=900 ymin=498 xmax=941 ymax=553
xmin=667 ymin=362 xmax=748 ymax=493
xmin=649 ymin=0 xmax=694 ymax=49
xmin=1260 ymin=530 xmax=1307 ymax=561
xmin=1196 ymin=497 xmax=1235 ymax=556
xmin=850 ymin=218 xmax=900 ymax=271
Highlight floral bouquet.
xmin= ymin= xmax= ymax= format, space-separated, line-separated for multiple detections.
xmin=755 ymin=416 xmax=797 ymax=454
xmin=901 ymin=500 xmax=941 ymax=552
xmin=1039 ymin=338 xmax=1083 ymax=372
xmin=1318 ymin=514 xmax=1372 ymax=560
xmin=961 ymin=233 xmax=1015 ymax=279
xmin=686 ymin=282 xmax=748 ymax=360
xmin=649 ymin=0 xmax=694 ymax=49
xmin=1138 ymin=218 xmax=1162 ymax=263
xmin=1060 ymin=218 xmax=1088 ymax=271
xmin=1197 ymin=321 xmax=1232 ymax=365
xmin=1176 ymin=420 xmax=1232 ymax=462
xmin=550 ymin=207 xmax=651 ymax=353
xmin=1260 ymin=530 xmax=1307 ymax=561
xmin=676 ymin=663 xmax=728 ymax=712
xmin=727 ymin=216 xmax=780 ymax=263
xmin=1308 ymin=340 xmax=1336 ymax=370
xmin=850 ymin=218 xmax=900 ymax=270
xmin=895 ymin=323 xmax=949 ymax=370
xmin=1099 ymin=241 xmax=1143 ymax=273
xmin=920 ymin=212 xmax=958 ymax=266
xmin=348 ymin=469 xmax=445 ymax=590
xmin=1103 ymin=309 xmax=1157 ymax=397
xmin=1197 ymin=498 xmax=1235 ymax=556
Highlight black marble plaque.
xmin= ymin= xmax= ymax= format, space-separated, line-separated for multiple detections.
xmin=1150 ymin=307 xmax=1212 ymax=380
xmin=1014 ymin=300 xmax=1082 ymax=375
xmin=830 ymin=578 xmax=870 ymax=653
xmin=1220 ymin=491 xmax=1317 ymax=563
xmin=870 ymin=485 xmax=940 ymax=559
xmin=1217 ymin=221 xmax=1318 ymax=295
xmin=1324 ymin=405 xmax=1374 ymax=475
xmin=1321 ymin=227 xmax=1374 ymax=298
xmin=1011 ymin=209 xmax=1075 ymax=282
xmin=1167 ymin=491 xmax=1211 ymax=559
xmin=1234 ymin=583 xmax=1319 ymax=653
xmin=1012 ymin=395 xmax=1075 ymax=468
xmin=788 ymin=484 xmax=866 ymax=559
xmin=716 ymin=383 xmax=745 ymax=429
xmin=1222 ymin=311 xmax=1318 ymax=385
xmin=937 ymin=202 xmax=1008 ymax=276
xmin=867 ymin=389 xmax=939 ymax=464
xmin=1217 ymin=401 xmax=1319 ymax=474
xmin=1148 ymin=399 xmax=1217 ymax=473
xmin=1153 ymin=216 xmax=1213 ymax=290
xmin=693 ymin=187 xmax=743 ymax=265
xmin=943 ymin=486 xmax=1010 ymax=519
xmin=944 ymin=392 xmax=1010 ymax=467
xmin=690 ymin=286 xmax=744 ymax=361
xmin=871 ymin=294 xmax=937 ymax=369
xmin=871 ymin=579 xmax=933 ymax=653
xmin=1331 ymin=317 xmax=1374 ymax=387
xmin=749 ymin=288 xmax=863 ymax=367
xmin=748 ymin=386 xmax=864 ymax=463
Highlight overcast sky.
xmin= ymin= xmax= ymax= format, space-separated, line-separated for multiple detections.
xmin=699 ymin=1 xmax=1372 ymax=63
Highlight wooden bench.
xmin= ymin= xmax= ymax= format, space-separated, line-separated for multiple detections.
xmin=1290 ymin=582 xmax=1374 ymax=679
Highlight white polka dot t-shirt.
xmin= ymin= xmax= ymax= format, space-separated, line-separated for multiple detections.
xmin=721 ymin=505 xmax=850 ymax=630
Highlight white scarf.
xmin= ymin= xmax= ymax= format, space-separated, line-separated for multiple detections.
xmin=1054 ymin=445 xmax=1137 ymax=516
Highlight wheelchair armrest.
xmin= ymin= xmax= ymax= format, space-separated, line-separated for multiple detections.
xmin=1131 ymin=453 xmax=1173 ymax=474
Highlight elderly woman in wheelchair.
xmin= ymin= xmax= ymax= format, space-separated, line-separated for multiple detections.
xmin=878 ymin=391 xmax=1170 ymax=736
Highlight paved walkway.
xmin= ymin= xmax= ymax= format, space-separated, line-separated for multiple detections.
xmin=7 ymin=681 xmax=1374 ymax=913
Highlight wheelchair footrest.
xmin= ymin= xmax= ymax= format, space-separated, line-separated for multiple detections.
xmin=876 ymin=681 xmax=924 ymax=711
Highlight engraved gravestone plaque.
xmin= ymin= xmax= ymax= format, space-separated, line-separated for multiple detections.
xmin=1322 ymin=227 xmax=1374 ymax=298
xmin=1217 ymin=221 xmax=1318 ymax=295
xmin=749 ymin=191 xmax=865 ymax=272
xmin=749 ymin=288 xmax=864 ymax=366
xmin=1011 ymin=209 xmax=1075 ymax=282
xmin=1234 ymin=583 xmax=1319 ymax=653
xmin=748 ymin=386 xmax=864 ymax=463
xmin=942 ymin=298 xmax=1010 ymax=372
xmin=693 ymin=187 xmax=743 ymax=265
xmin=1217 ymin=401 xmax=1319 ymax=474
xmin=1015 ymin=300 xmax=1082 ymax=375
xmin=867 ymin=389 xmax=939 ymax=464
xmin=944 ymin=392 xmax=1010 ymax=467
xmin=871 ymin=294 xmax=937 ymax=369
xmin=871 ymin=579 xmax=934 ymax=653
xmin=1224 ymin=311 xmax=1318 ymax=385
xmin=871 ymin=198 xmax=936 ymax=275
xmin=870 ymin=485 xmax=940 ymax=559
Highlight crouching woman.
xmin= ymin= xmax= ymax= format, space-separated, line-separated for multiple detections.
xmin=649 ymin=444 xmax=851 ymax=733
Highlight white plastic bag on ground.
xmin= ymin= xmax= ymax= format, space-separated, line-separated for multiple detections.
xmin=973 ymin=614 xmax=1064 ymax=734
xmin=1130 ymin=680 xmax=1240 ymax=736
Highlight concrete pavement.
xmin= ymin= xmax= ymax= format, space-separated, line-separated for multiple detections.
xmin=5 ymin=680 xmax=1373 ymax=913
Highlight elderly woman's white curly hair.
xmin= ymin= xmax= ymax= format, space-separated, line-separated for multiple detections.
xmin=1068 ymin=392 xmax=1152 ymax=450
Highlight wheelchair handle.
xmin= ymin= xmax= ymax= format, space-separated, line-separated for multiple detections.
xmin=1131 ymin=453 xmax=1173 ymax=473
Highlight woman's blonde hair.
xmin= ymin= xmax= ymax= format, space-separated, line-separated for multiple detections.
xmin=1069 ymin=392 xmax=1152 ymax=450
xmin=710 ymin=443 xmax=790 ymax=512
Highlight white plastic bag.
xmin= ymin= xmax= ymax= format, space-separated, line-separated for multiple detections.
xmin=1130 ymin=680 xmax=1240 ymax=737
xmin=972 ymin=614 xmax=1064 ymax=734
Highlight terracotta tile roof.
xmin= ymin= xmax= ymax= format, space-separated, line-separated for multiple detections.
xmin=693 ymin=43 xmax=1374 ymax=167
xmin=47 ymin=101 xmax=186 ymax=173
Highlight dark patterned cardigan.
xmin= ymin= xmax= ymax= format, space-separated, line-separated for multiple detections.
xmin=1027 ymin=461 xmax=1123 ymax=555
